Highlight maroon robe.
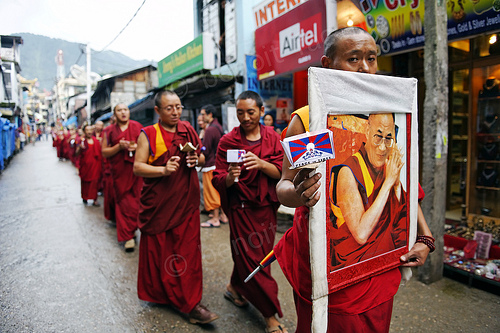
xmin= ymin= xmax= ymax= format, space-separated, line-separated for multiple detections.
xmin=212 ymin=124 xmax=284 ymax=318
xmin=79 ymin=137 xmax=102 ymax=201
xmin=274 ymin=111 xmax=401 ymax=333
xmin=137 ymin=121 xmax=202 ymax=313
xmin=54 ymin=135 xmax=64 ymax=158
xmin=105 ymin=120 xmax=143 ymax=242
xmin=68 ymin=135 xmax=81 ymax=168
xmin=102 ymin=126 xmax=115 ymax=221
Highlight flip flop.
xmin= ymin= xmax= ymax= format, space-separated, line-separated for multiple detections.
xmin=201 ymin=221 xmax=220 ymax=228
xmin=220 ymin=219 xmax=229 ymax=224
xmin=265 ymin=325 xmax=288 ymax=333
xmin=224 ymin=290 xmax=249 ymax=307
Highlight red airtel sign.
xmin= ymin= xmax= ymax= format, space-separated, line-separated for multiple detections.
xmin=255 ymin=0 xmax=326 ymax=80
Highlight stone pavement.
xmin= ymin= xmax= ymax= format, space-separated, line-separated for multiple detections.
xmin=0 ymin=140 xmax=499 ymax=332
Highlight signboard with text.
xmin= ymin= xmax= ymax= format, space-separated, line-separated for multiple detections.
xmin=354 ymin=0 xmax=500 ymax=56
xmin=253 ymin=0 xmax=310 ymax=28
xmin=157 ymin=33 xmax=215 ymax=87
xmin=255 ymin=0 xmax=325 ymax=80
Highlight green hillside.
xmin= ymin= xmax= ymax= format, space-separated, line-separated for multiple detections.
xmin=15 ymin=33 xmax=155 ymax=92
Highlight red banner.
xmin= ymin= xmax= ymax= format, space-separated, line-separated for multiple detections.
xmin=255 ymin=0 xmax=326 ymax=80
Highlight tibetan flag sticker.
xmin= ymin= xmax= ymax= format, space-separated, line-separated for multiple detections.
xmin=281 ymin=129 xmax=334 ymax=169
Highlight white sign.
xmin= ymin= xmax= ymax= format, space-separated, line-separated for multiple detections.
xmin=253 ymin=0 xmax=309 ymax=28
xmin=279 ymin=22 xmax=318 ymax=58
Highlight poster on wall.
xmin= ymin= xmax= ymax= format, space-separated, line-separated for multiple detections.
xmin=259 ymin=75 xmax=294 ymax=133
xmin=307 ymin=67 xmax=419 ymax=329
xmin=246 ymin=55 xmax=293 ymax=132
xmin=353 ymin=0 xmax=500 ymax=56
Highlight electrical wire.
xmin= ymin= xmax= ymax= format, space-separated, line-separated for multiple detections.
xmin=96 ymin=0 xmax=147 ymax=53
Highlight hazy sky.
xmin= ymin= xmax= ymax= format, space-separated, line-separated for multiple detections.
xmin=0 ymin=0 xmax=195 ymax=62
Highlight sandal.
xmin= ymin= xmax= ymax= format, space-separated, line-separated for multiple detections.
xmin=224 ymin=290 xmax=249 ymax=307
xmin=201 ymin=221 xmax=220 ymax=228
xmin=265 ymin=325 xmax=287 ymax=333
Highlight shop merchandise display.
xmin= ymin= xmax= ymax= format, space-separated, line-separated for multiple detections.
xmin=444 ymin=217 xmax=500 ymax=286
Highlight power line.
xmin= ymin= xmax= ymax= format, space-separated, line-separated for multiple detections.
xmin=96 ymin=0 xmax=147 ymax=53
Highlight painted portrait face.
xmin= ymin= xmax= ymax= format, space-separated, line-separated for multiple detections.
xmin=365 ymin=114 xmax=395 ymax=169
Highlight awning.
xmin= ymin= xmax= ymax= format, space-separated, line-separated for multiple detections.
xmin=0 ymin=108 xmax=13 ymax=117
xmin=165 ymin=74 xmax=238 ymax=97
xmin=63 ymin=115 xmax=78 ymax=127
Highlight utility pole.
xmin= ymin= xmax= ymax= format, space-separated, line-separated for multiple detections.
xmin=86 ymin=43 xmax=91 ymax=125
xmin=420 ymin=0 xmax=448 ymax=283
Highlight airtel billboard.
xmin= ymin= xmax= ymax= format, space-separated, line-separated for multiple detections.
xmin=255 ymin=0 xmax=326 ymax=80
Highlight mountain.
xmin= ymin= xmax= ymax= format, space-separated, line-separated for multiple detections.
xmin=15 ymin=33 xmax=155 ymax=92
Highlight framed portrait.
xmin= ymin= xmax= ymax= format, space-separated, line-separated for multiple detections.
xmin=307 ymin=68 xmax=419 ymax=330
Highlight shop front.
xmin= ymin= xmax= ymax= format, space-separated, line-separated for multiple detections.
xmin=157 ymin=32 xmax=236 ymax=130
xmin=253 ymin=0 xmax=331 ymax=132
xmin=349 ymin=0 xmax=500 ymax=289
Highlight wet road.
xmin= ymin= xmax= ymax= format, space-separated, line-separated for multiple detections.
xmin=1 ymin=141 xmax=499 ymax=332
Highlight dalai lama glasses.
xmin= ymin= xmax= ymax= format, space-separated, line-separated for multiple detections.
xmin=372 ymin=134 xmax=394 ymax=147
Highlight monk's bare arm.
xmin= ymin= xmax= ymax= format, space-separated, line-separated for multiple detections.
xmin=276 ymin=116 xmax=322 ymax=208
xmin=101 ymin=132 xmax=122 ymax=158
xmin=133 ymin=132 xmax=179 ymax=178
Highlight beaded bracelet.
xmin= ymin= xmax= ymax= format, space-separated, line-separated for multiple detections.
xmin=416 ymin=235 xmax=436 ymax=253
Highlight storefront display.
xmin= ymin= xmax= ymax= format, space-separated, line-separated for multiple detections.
xmin=470 ymin=64 xmax=500 ymax=219
xmin=444 ymin=216 xmax=500 ymax=289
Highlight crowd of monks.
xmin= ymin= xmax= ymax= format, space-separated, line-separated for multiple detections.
xmin=45 ymin=27 xmax=435 ymax=333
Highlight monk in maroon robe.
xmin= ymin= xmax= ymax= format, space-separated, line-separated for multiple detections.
xmin=67 ymin=127 xmax=80 ymax=169
xmin=133 ymin=90 xmax=218 ymax=325
xmin=102 ymin=103 xmax=143 ymax=252
xmin=94 ymin=120 xmax=105 ymax=194
xmin=54 ymin=130 xmax=65 ymax=160
xmin=77 ymin=124 xmax=102 ymax=206
xmin=275 ymin=28 xmax=434 ymax=333
xmin=212 ymin=91 xmax=286 ymax=333
xmin=102 ymin=123 xmax=116 ymax=222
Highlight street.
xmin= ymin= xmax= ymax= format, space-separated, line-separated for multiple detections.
xmin=1 ymin=141 xmax=499 ymax=332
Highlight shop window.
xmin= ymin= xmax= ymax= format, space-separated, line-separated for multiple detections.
xmin=469 ymin=63 xmax=500 ymax=219
xmin=123 ymin=80 xmax=134 ymax=93
xmin=449 ymin=39 xmax=470 ymax=62
xmin=114 ymin=81 xmax=124 ymax=92
xmin=447 ymin=69 xmax=469 ymax=211
xmin=1 ymin=63 xmax=12 ymax=100
xmin=135 ymin=82 xmax=146 ymax=94
xmin=473 ymin=33 xmax=500 ymax=58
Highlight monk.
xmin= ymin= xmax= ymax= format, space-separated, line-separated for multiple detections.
xmin=102 ymin=116 xmax=116 ymax=222
xmin=212 ymin=90 xmax=286 ymax=333
xmin=94 ymin=120 xmax=104 ymax=142
xmin=67 ymin=127 xmax=80 ymax=168
xmin=275 ymin=27 xmax=434 ymax=333
xmin=133 ymin=90 xmax=218 ymax=325
xmin=76 ymin=124 xmax=102 ymax=206
xmin=59 ymin=128 xmax=70 ymax=160
xmin=101 ymin=104 xmax=143 ymax=252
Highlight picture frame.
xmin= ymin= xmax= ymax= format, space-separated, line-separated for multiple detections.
xmin=307 ymin=68 xmax=419 ymax=332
